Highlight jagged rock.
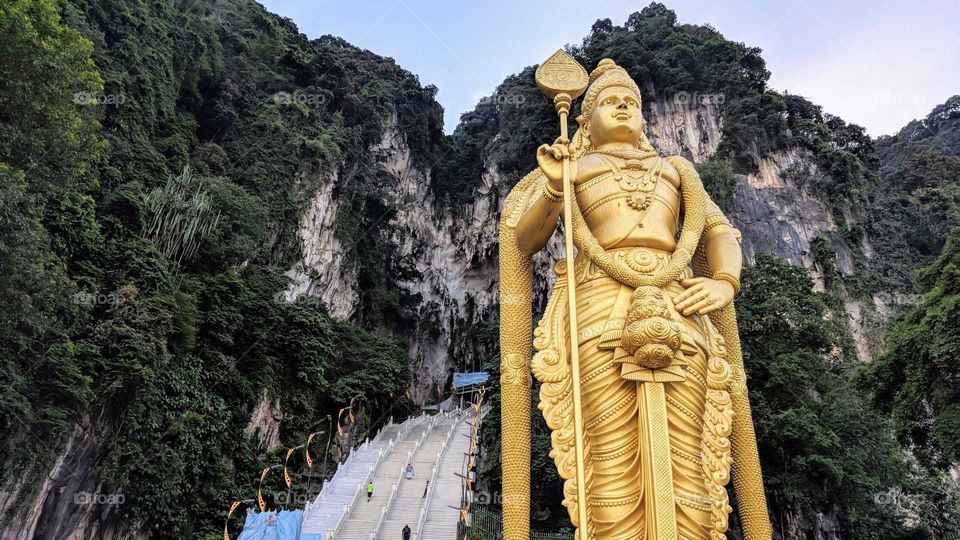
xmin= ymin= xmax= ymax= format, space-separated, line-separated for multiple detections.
xmin=283 ymin=169 xmax=359 ymax=319
xmin=0 ymin=418 xmax=144 ymax=540
xmin=645 ymin=90 xmax=724 ymax=163
xmin=727 ymin=148 xmax=838 ymax=268
xmin=244 ymin=389 xmax=283 ymax=450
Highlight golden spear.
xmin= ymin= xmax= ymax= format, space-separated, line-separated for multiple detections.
xmin=535 ymin=49 xmax=590 ymax=540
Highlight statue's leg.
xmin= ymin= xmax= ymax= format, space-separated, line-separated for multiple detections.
xmin=667 ymin=315 xmax=714 ymax=539
xmin=577 ymin=279 xmax=645 ymax=539
xmin=666 ymin=282 xmax=734 ymax=539
xmin=539 ymin=276 xmax=731 ymax=539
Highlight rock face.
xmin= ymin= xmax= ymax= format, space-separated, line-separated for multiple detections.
xmin=368 ymin=120 xmax=503 ymax=402
xmin=283 ymin=92 xmax=872 ymax=396
xmin=728 ymin=148 xmax=845 ymax=270
xmin=0 ymin=418 xmax=144 ymax=540
xmin=244 ymin=389 xmax=284 ymax=450
xmin=645 ymin=90 xmax=724 ymax=163
xmin=283 ymin=169 xmax=359 ymax=319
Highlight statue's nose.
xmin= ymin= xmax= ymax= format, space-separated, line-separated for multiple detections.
xmin=617 ymin=101 xmax=628 ymax=109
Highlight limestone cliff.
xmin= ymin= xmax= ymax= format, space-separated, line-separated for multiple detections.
xmin=282 ymin=91 xmax=877 ymax=398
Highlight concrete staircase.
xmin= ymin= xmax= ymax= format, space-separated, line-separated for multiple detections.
xmin=420 ymin=415 xmax=474 ymax=540
xmin=335 ymin=417 xmax=436 ymax=540
xmin=301 ymin=414 xmax=429 ymax=539
xmin=298 ymin=410 xmax=476 ymax=540
xmin=300 ymin=423 xmax=400 ymax=537
xmin=377 ymin=415 xmax=459 ymax=539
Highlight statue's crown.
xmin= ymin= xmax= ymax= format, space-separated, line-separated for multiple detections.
xmin=589 ymin=58 xmax=622 ymax=83
xmin=579 ymin=59 xmax=643 ymax=123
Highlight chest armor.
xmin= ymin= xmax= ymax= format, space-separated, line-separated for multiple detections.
xmin=575 ymin=156 xmax=681 ymax=249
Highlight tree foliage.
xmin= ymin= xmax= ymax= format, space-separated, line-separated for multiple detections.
xmin=737 ymin=255 xmax=956 ymax=538
xmin=0 ymin=0 xmax=418 ymax=536
xmin=866 ymin=230 xmax=960 ymax=470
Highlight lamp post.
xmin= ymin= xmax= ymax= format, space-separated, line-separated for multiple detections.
xmin=321 ymin=414 xmax=333 ymax=481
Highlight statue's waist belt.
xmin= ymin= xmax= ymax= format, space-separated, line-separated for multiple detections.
xmin=560 ymin=245 xmax=693 ymax=286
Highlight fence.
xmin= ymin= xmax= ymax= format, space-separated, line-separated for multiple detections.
xmin=460 ymin=506 xmax=571 ymax=540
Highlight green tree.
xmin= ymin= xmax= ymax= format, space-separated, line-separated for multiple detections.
xmin=0 ymin=0 xmax=103 ymax=461
xmin=866 ymin=230 xmax=960 ymax=470
xmin=738 ymin=255 xmax=951 ymax=538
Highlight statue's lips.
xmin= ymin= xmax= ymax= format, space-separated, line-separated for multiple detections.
xmin=613 ymin=112 xmax=632 ymax=120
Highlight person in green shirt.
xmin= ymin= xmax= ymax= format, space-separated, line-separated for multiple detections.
xmin=366 ymin=481 xmax=374 ymax=501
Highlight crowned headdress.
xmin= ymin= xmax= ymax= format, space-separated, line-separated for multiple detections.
xmin=571 ymin=58 xmax=657 ymax=158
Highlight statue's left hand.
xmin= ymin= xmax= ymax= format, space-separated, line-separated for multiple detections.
xmin=673 ymin=277 xmax=735 ymax=316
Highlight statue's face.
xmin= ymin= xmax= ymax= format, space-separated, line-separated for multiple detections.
xmin=588 ymin=86 xmax=643 ymax=146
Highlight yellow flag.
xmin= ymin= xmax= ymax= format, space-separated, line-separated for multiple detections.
xmin=283 ymin=448 xmax=294 ymax=489
xmin=257 ymin=467 xmax=270 ymax=512
xmin=305 ymin=432 xmax=318 ymax=469
xmin=223 ymin=500 xmax=241 ymax=540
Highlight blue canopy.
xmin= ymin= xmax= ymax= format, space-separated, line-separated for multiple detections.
xmin=237 ymin=510 xmax=304 ymax=540
xmin=453 ymin=371 xmax=489 ymax=389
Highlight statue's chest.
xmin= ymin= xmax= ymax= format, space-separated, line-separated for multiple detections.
xmin=576 ymin=167 xmax=678 ymax=223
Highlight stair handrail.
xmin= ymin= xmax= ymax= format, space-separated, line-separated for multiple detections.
xmin=454 ymin=406 xmax=484 ymax=536
xmin=370 ymin=414 xmax=438 ymax=539
xmin=414 ymin=410 xmax=461 ymax=539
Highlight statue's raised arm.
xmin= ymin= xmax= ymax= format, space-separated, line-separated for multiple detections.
xmin=498 ymin=57 xmax=772 ymax=540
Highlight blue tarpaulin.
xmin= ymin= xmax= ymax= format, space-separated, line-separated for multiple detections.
xmin=237 ymin=510 xmax=304 ymax=540
xmin=453 ymin=371 xmax=489 ymax=389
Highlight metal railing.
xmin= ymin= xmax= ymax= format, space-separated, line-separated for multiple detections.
xmin=465 ymin=506 xmax=570 ymax=540
xmin=456 ymin=392 xmax=490 ymax=540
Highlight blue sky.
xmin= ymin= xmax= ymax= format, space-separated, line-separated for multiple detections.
xmin=258 ymin=0 xmax=960 ymax=136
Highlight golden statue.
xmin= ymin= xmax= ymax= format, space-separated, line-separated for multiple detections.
xmin=498 ymin=53 xmax=772 ymax=540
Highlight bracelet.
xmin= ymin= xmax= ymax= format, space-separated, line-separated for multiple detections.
xmin=712 ymin=271 xmax=741 ymax=296
xmin=703 ymin=215 xmax=730 ymax=232
xmin=543 ymin=182 xmax=563 ymax=203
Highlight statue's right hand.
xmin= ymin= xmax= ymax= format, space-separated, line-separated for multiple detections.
xmin=536 ymin=137 xmax=575 ymax=191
